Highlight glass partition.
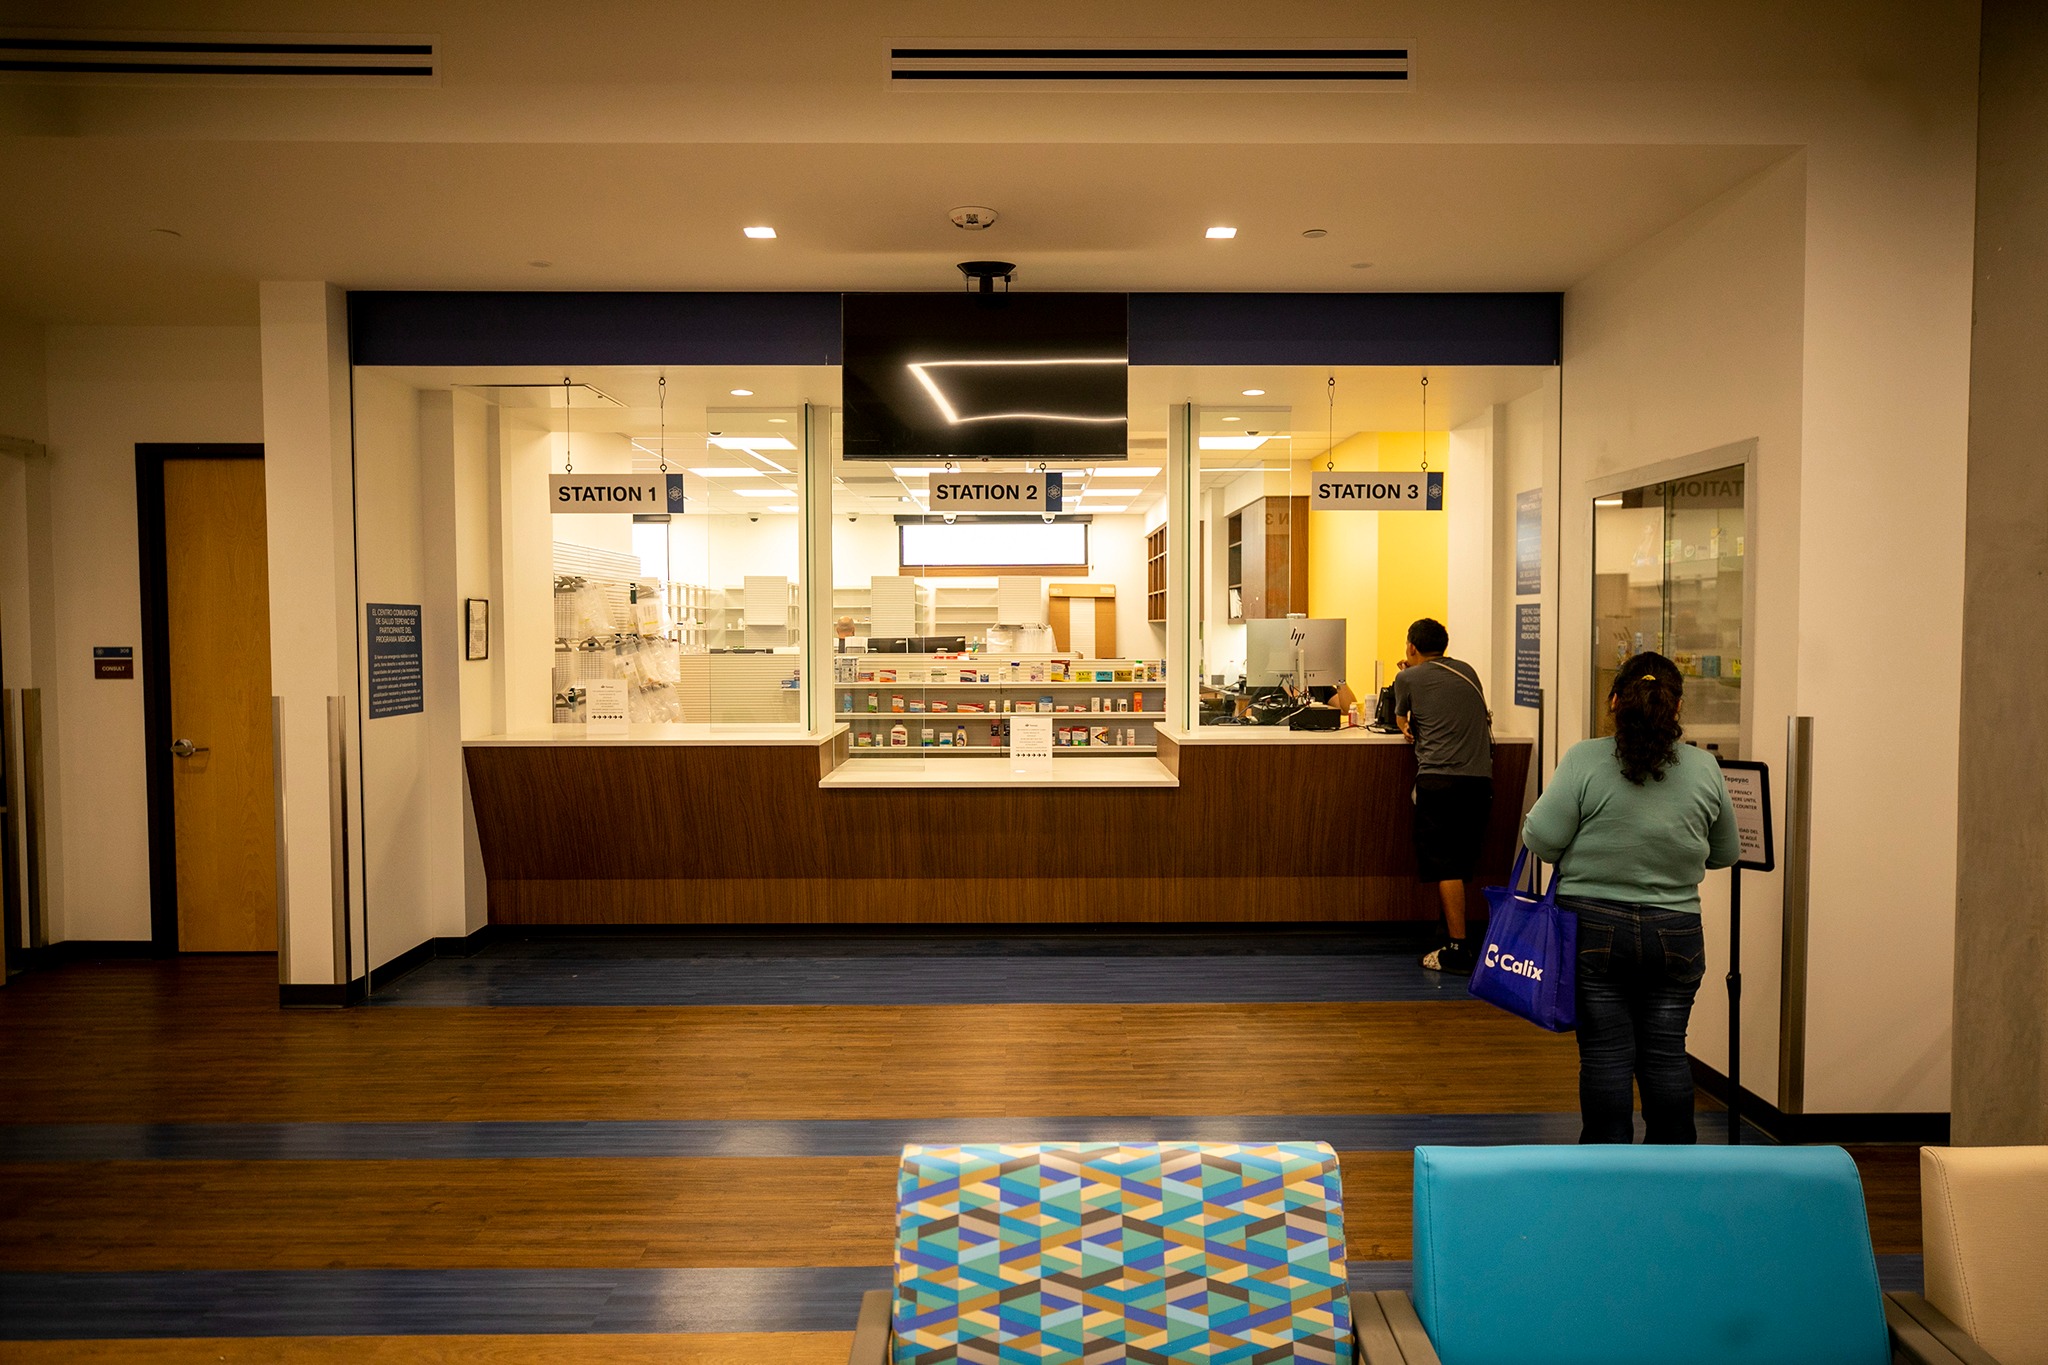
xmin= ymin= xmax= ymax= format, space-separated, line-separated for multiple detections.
xmin=1591 ymin=464 xmax=1746 ymax=756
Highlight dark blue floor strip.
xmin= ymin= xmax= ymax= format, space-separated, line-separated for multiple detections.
xmin=0 ymin=1111 xmax=1777 ymax=1160
xmin=0 ymin=1259 xmax=1926 ymax=1340
xmin=368 ymin=953 xmax=1470 ymax=1006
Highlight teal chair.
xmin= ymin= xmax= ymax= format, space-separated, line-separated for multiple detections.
xmin=1355 ymin=1144 xmax=1971 ymax=1365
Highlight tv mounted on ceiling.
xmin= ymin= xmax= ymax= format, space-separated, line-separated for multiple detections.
xmin=841 ymin=292 xmax=1129 ymax=460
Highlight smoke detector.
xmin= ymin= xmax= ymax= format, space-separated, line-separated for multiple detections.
xmin=949 ymin=205 xmax=999 ymax=230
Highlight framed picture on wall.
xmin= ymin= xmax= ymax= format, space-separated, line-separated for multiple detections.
xmin=465 ymin=598 xmax=489 ymax=660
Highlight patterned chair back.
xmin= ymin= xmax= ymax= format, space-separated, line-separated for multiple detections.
xmin=893 ymin=1141 xmax=1353 ymax=1364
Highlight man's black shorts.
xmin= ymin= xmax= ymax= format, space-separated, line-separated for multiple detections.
xmin=1412 ymin=774 xmax=1494 ymax=882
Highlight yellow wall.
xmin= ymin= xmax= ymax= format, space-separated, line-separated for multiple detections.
xmin=1305 ymin=429 xmax=1450 ymax=695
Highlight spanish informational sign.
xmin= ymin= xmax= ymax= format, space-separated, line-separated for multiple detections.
xmin=1514 ymin=603 xmax=1542 ymax=709
xmin=1008 ymin=713 xmax=1054 ymax=775
xmin=928 ymin=473 xmax=1064 ymax=514
xmin=1309 ymin=471 xmax=1445 ymax=512
xmin=365 ymin=603 xmax=423 ymax=719
xmin=1716 ymin=759 xmax=1776 ymax=872
xmin=549 ymin=473 xmax=687 ymax=514
xmin=1515 ymin=489 xmax=1542 ymax=595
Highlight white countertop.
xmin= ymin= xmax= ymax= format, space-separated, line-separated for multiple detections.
xmin=819 ymin=755 xmax=1178 ymax=790
xmin=466 ymin=724 xmax=844 ymax=748
xmin=1159 ymin=725 xmax=1536 ymax=746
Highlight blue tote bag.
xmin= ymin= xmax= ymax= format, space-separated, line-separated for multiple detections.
xmin=1469 ymin=849 xmax=1577 ymax=1032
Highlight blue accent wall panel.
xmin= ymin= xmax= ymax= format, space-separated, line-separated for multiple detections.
xmin=347 ymin=291 xmax=844 ymax=366
xmin=1128 ymin=291 xmax=1561 ymax=366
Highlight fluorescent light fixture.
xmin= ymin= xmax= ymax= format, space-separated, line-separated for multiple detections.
xmin=769 ymin=504 xmax=799 ymax=513
xmin=1199 ymin=434 xmax=1272 ymax=451
xmin=1080 ymin=487 xmax=1144 ymax=497
xmin=1594 ymin=496 xmax=1625 ymax=506
xmin=690 ymin=467 xmax=764 ymax=478
xmin=1241 ymin=388 xmax=1265 ymax=396
xmin=906 ymin=358 xmax=1125 ymax=426
xmin=742 ymin=226 xmax=776 ymax=239
xmin=1116 ymin=467 xmax=1161 ymax=476
xmin=730 ymin=388 xmax=754 ymax=396
xmin=1080 ymin=504 xmax=1130 ymax=513
xmin=1205 ymin=226 xmax=1237 ymax=239
xmin=706 ymin=435 xmax=796 ymax=450
xmin=736 ymin=487 xmax=795 ymax=498
xmin=891 ymin=467 xmax=934 ymax=478
xmin=1221 ymin=416 xmax=1240 ymax=422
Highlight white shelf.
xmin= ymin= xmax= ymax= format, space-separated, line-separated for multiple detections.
xmin=834 ymin=680 xmax=1162 ymax=690
xmin=846 ymin=745 xmax=1158 ymax=757
xmin=840 ymin=710 xmax=1166 ymax=720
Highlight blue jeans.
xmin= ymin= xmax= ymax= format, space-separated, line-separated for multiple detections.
xmin=1566 ymin=898 xmax=1707 ymax=1144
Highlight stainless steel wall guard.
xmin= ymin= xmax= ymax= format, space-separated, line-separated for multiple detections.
xmin=325 ymin=695 xmax=350 ymax=986
xmin=1778 ymin=714 xmax=1815 ymax=1114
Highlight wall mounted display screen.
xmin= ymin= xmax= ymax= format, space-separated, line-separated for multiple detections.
xmin=842 ymin=292 xmax=1128 ymax=460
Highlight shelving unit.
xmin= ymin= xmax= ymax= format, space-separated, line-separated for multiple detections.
xmin=1145 ymin=524 xmax=1167 ymax=623
xmin=1226 ymin=512 xmax=1244 ymax=622
xmin=832 ymin=655 xmax=1167 ymax=756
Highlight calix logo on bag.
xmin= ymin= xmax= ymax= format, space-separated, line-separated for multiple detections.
xmin=1483 ymin=943 xmax=1545 ymax=980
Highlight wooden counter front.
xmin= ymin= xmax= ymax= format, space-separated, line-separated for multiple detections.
xmin=463 ymin=735 xmax=1532 ymax=925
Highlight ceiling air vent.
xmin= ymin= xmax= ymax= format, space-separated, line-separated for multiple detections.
xmin=0 ymin=30 xmax=436 ymax=83
xmin=890 ymin=43 xmax=1409 ymax=89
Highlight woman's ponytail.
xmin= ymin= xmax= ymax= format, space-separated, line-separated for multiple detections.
xmin=1611 ymin=651 xmax=1684 ymax=785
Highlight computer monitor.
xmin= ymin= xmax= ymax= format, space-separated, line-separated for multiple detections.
xmin=1245 ymin=619 xmax=1347 ymax=689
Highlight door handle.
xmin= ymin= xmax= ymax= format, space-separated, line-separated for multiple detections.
xmin=170 ymin=738 xmax=210 ymax=758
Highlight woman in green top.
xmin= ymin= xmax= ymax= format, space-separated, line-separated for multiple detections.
xmin=1522 ymin=652 xmax=1740 ymax=1143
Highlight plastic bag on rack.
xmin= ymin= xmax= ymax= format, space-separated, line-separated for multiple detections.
xmin=572 ymin=583 xmax=615 ymax=637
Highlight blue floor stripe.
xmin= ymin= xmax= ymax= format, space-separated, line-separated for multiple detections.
xmin=0 ymin=1111 xmax=1773 ymax=1160
xmin=0 ymin=1258 xmax=1925 ymax=1340
xmin=368 ymin=953 xmax=1472 ymax=1006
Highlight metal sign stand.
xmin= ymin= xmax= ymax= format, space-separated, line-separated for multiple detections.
xmin=1716 ymin=758 xmax=1775 ymax=1145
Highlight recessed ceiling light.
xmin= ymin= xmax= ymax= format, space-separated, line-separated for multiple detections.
xmin=1205 ymin=226 xmax=1237 ymax=240
xmin=742 ymin=226 xmax=776 ymax=239
xmin=706 ymin=435 xmax=796 ymax=450
xmin=1241 ymin=389 xmax=1265 ymax=397
xmin=1082 ymin=487 xmax=1143 ymax=497
xmin=769 ymin=417 xmax=788 ymax=423
xmin=736 ymin=487 xmax=795 ymax=497
xmin=729 ymin=388 xmax=754 ymax=397
xmin=1221 ymin=416 xmax=1240 ymax=423
xmin=1594 ymin=497 xmax=1625 ymax=507
xmin=690 ymin=467 xmax=765 ymax=478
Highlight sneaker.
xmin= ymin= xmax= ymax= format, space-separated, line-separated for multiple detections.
xmin=1420 ymin=942 xmax=1475 ymax=974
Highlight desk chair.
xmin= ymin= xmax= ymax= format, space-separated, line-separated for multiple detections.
xmin=851 ymin=1141 xmax=1352 ymax=1364
xmin=1355 ymin=1144 xmax=1979 ymax=1365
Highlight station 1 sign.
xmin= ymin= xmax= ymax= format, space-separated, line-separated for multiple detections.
xmin=550 ymin=473 xmax=687 ymax=513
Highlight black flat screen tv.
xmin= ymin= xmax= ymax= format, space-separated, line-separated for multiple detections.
xmin=841 ymin=292 xmax=1128 ymax=460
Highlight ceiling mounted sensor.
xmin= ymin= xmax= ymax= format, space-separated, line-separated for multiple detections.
xmin=949 ymin=206 xmax=999 ymax=231
xmin=0 ymin=29 xmax=437 ymax=83
xmin=889 ymin=41 xmax=1409 ymax=90
xmin=957 ymin=260 xmax=1016 ymax=295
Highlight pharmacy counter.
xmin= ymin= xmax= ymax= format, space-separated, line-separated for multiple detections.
xmin=463 ymin=725 xmax=1533 ymax=927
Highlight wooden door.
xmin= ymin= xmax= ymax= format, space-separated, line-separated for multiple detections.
xmin=163 ymin=458 xmax=277 ymax=951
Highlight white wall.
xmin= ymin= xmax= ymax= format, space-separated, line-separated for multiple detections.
xmin=1446 ymin=414 xmax=1494 ymax=696
xmin=1562 ymin=142 xmax=1968 ymax=1114
xmin=36 ymin=326 xmax=264 ymax=942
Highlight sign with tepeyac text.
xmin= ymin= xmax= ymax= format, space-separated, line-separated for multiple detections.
xmin=929 ymin=473 xmax=1064 ymax=514
xmin=584 ymin=678 xmax=630 ymax=735
xmin=1008 ymin=713 xmax=1054 ymax=775
xmin=550 ymin=473 xmax=687 ymax=513
xmin=1515 ymin=489 xmax=1542 ymax=595
xmin=1716 ymin=759 xmax=1775 ymax=872
xmin=1309 ymin=471 xmax=1444 ymax=512
xmin=366 ymin=604 xmax=423 ymax=719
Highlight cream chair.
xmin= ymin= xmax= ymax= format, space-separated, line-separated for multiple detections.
xmin=1887 ymin=1145 xmax=2048 ymax=1365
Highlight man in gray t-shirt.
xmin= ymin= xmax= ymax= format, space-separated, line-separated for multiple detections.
xmin=1391 ymin=618 xmax=1494 ymax=973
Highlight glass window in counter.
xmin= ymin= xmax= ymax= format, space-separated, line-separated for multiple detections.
xmin=1591 ymin=464 xmax=1746 ymax=757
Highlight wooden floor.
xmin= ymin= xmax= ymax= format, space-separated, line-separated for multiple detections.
xmin=0 ymin=946 xmax=1925 ymax=1360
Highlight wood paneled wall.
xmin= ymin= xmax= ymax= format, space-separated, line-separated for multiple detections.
xmin=464 ymin=739 xmax=1533 ymax=925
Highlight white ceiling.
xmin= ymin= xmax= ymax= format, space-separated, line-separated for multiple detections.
xmin=380 ymin=362 xmax=1548 ymax=516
